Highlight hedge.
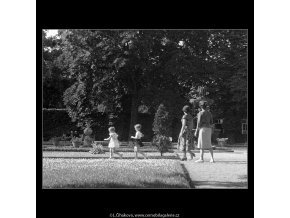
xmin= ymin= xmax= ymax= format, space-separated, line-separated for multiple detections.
xmin=43 ymin=109 xmax=245 ymax=143
xmin=43 ymin=109 xmax=165 ymax=142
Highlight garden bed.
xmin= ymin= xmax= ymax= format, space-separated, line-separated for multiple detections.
xmin=42 ymin=141 xmax=154 ymax=146
xmin=42 ymin=158 xmax=191 ymax=188
xmin=43 ymin=151 xmax=180 ymax=158
xmin=42 ymin=145 xmax=233 ymax=152
xmin=42 ymin=146 xmax=166 ymax=152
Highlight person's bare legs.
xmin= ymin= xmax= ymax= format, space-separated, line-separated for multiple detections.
xmin=134 ymin=146 xmax=138 ymax=159
xmin=181 ymin=140 xmax=188 ymax=160
xmin=195 ymin=149 xmax=204 ymax=162
xmin=209 ymin=148 xmax=214 ymax=162
xmin=109 ymin=148 xmax=113 ymax=159
xmin=187 ymin=137 xmax=195 ymax=159
xmin=200 ymin=149 xmax=204 ymax=160
xmin=138 ymin=151 xmax=147 ymax=159
xmin=181 ymin=151 xmax=187 ymax=160
xmin=113 ymin=149 xmax=123 ymax=158
xmin=180 ymin=145 xmax=186 ymax=160
xmin=187 ymin=150 xmax=195 ymax=159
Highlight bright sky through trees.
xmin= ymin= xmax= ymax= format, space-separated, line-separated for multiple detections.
xmin=45 ymin=29 xmax=58 ymax=37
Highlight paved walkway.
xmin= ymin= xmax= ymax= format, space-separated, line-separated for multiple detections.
xmin=180 ymin=148 xmax=247 ymax=189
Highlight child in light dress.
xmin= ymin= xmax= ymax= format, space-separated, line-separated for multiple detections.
xmin=104 ymin=127 xmax=123 ymax=159
xmin=130 ymin=124 xmax=147 ymax=159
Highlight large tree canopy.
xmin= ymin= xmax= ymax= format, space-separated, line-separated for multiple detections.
xmin=43 ymin=30 xmax=72 ymax=108
xmin=43 ymin=29 xmax=247 ymax=141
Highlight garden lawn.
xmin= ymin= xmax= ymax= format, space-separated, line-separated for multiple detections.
xmin=43 ymin=158 xmax=191 ymax=188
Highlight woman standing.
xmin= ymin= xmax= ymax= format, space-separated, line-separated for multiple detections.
xmin=194 ymin=101 xmax=215 ymax=163
xmin=178 ymin=105 xmax=196 ymax=161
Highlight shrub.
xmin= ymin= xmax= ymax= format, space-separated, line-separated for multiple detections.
xmin=152 ymin=135 xmax=171 ymax=156
xmin=89 ymin=142 xmax=105 ymax=154
xmin=51 ymin=137 xmax=62 ymax=146
xmin=216 ymin=138 xmax=229 ymax=147
xmin=152 ymin=104 xmax=172 ymax=136
xmin=152 ymin=104 xmax=172 ymax=156
xmin=71 ymin=137 xmax=83 ymax=147
xmin=43 ymin=109 xmax=76 ymax=141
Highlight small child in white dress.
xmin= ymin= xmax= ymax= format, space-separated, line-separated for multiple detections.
xmin=104 ymin=127 xmax=123 ymax=159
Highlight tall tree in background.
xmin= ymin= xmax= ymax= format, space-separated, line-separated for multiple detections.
xmin=58 ymin=30 xmax=198 ymax=135
xmin=201 ymin=30 xmax=248 ymax=142
xmin=43 ymin=29 xmax=248 ymax=142
xmin=43 ymin=30 xmax=71 ymax=108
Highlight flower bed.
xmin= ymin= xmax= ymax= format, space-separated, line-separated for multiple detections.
xmin=216 ymin=138 xmax=229 ymax=147
xmin=89 ymin=142 xmax=105 ymax=154
xmin=71 ymin=137 xmax=83 ymax=147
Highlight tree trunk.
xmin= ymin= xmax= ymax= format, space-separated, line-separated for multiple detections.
xmin=128 ymin=92 xmax=138 ymax=140
xmin=108 ymin=113 xmax=114 ymax=126
xmin=128 ymin=68 xmax=139 ymax=141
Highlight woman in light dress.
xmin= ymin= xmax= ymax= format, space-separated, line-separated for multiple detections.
xmin=194 ymin=101 xmax=215 ymax=163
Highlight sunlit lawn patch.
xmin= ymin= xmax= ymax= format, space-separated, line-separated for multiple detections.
xmin=43 ymin=158 xmax=190 ymax=188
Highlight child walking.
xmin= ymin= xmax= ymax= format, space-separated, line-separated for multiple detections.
xmin=104 ymin=127 xmax=123 ymax=159
xmin=130 ymin=124 xmax=147 ymax=159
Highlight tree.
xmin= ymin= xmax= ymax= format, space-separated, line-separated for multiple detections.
xmin=58 ymin=30 xmax=192 ymax=134
xmin=46 ymin=29 xmax=247 ymax=142
xmin=192 ymin=30 xmax=248 ymax=142
xmin=57 ymin=30 xmax=122 ymax=128
xmin=152 ymin=104 xmax=172 ymax=156
xmin=43 ymin=30 xmax=71 ymax=108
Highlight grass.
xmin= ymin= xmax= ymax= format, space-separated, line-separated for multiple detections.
xmin=43 ymin=158 xmax=191 ymax=188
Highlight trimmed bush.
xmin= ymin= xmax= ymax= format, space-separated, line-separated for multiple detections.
xmin=51 ymin=137 xmax=62 ymax=146
xmin=152 ymin=104 xmax=173 ymax=156
xmin=152 ymin=135 xmax=171 ymax=156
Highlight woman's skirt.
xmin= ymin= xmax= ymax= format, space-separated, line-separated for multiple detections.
xmin=178 ymin=130 xmax=194 ymax=152
xmin=197 ymin=127 xmax=212 ymax=149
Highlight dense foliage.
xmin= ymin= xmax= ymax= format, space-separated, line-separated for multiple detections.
xmin=43 ymin=30 xmax=248 ymax=142
xmin=152 ymin=104 xmax=172 ymax=156
xmin=152 ymin=104 xmax=172 ymax=137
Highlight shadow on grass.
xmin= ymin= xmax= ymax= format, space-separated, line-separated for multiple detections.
xmin=43 ymin=180 xmax=190 ymax=189
xmin=193 ymin=180 xmax=248 ymax=188
xmin=145 ymin=155 xmax=179 ymax=160
xmin=180 ymin=163 xmax=196 ymax=188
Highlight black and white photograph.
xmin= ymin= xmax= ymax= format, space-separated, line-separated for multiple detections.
xmin=11 ymin=0 xmax=290 ymax=217
xmin=42 ymin=29 xmax=248 ymax=189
